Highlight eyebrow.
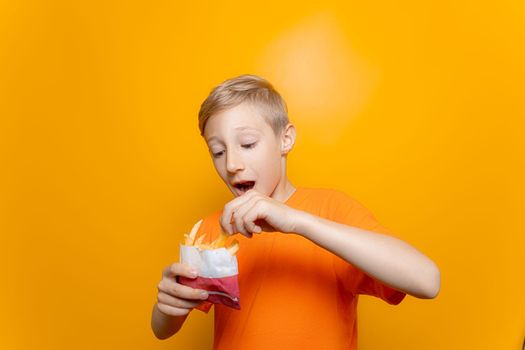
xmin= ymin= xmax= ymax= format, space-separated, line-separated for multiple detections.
xmin=206 ymin=127 xmax=261 ymax=143
xmin=206 ymin=136 xmax=220 ymax=143
xmin=234 ymin=126 xmax=259 ymax=131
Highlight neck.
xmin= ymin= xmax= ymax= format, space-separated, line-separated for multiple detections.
xmin=271 ymin=157 xmax=296 ymax=203
xmin=271 ymin=178 xmax=296 ymax=203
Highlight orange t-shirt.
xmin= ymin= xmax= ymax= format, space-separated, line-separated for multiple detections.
xmin=192 ymin=187 xmax=406 ymax=350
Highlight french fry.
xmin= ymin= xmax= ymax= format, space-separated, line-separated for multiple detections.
xmin=183 ymin=219 xmax=239 ymax=256
xmin=200 ymin=244 xmax=215 ymax=250
xmin=226 ymin=239 xmax=239 ymax=256
xmin=179 ymin=223 xmax=241 ymax=310
xmin=211 ymin=231 xmax=229 ymax=249
xmin=194 ymin=234 xmax=205 ymax=247
xmin=185 ymin=219 xmax=203 ymax=245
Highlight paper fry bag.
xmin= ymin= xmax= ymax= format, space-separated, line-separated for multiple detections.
xmin=178 ymin=220 xmax=241 ymax=310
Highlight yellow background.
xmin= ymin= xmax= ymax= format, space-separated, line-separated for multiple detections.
xmin=1 ymin=1 xmax=524 ymax=349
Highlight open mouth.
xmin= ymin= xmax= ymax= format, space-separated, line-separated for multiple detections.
xmin=233 ymin=181 xmax=255 ymax=194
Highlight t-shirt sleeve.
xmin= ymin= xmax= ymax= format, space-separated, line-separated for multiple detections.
xmin=329 ymin=190 xmax=406 ymax=305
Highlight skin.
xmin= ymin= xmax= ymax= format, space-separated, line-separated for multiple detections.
xmin=151 ymin=101 xmax=441 ymax=339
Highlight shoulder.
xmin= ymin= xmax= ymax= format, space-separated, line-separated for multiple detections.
xmin=292 ymin=187 xmax=365 ymax=220
xmin=303 ymin=187 xmax=380 ymax=224
xmin=298 ymin=186 xmax=361 ymax=208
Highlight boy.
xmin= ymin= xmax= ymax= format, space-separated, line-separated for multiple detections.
xmin=151 ymin=74 xmax=440 ymax=349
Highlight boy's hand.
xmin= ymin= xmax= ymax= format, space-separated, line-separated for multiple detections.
xmin=220 ymin=189 xmax=301 ymax=237
xmin=156 ymin=263 xmax=209 ymax=317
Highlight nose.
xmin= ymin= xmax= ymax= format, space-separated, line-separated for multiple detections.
xmin=226 ymin=149 xmax=244 ymax=174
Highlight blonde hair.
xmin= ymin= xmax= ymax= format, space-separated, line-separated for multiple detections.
xmin=198 ymin=74 xmax=289 ymax=136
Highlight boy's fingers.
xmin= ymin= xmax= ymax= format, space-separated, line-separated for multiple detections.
xmin=163 ymin=263 xmax=198 ymax=279
xmin=243 ymin=203 xmax=265 ymax=234
xmin=219 ymin=211 xmax=233 ymax=235
xmin=221 ymin=191 xmax=260 ymax=234
xmin=219 ymin=218 xmax=235 ymax=236
xmin=156 ymin=302 xmax=191 ymax=317
xmin=233 ymin=216 xmax=250 ymax=237
xmin=228 ymin=199 xmax=250 ymax=236
xmin=254 ymin=219 xmax=274 ymax=232
xmin=226 ymin=195 xmax=261 ymax=234
xmin=158 ymin=291 xmax=201 ymax=309
xmin=246 ymin=220 xmax=262 ymax=234
xmin=233 ymin=198 xmax=261 ymax=237
xmin=158 ymin=280 xmax=208 ymax=300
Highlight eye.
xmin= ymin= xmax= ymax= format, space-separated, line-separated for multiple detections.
xmin=242 ymin=142 xmax=256 ymax=149
xmin=212 ymin=150 xmax=224 ymax=158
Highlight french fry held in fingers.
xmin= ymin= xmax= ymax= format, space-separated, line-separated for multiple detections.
xmin=183 ymin=220 xmax=239 ymax=256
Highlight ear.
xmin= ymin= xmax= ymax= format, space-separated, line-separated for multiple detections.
xmin=280 ymin=123 xmax=296 ymax=155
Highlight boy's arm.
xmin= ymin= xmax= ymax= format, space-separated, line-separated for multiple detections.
xmin=220 ymin=189 xmax=440 ymax=299
xmin=293 ymin=210 xmax=440 ymax=299
xmin=152 ymin=262 xmax=209 ymax=339
xmin=151 ymin=303 xmax=188 ymax=339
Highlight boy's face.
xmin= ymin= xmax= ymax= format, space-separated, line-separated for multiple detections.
xmin=203 ymin=102 xmax=289 ymax=199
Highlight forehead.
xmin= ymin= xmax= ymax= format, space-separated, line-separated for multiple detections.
xmin=204 ymin=102 xmax=271 ymax=141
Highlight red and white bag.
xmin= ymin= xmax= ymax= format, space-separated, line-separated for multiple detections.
xmin=177 ymin=220 xmax=241 ymax=310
